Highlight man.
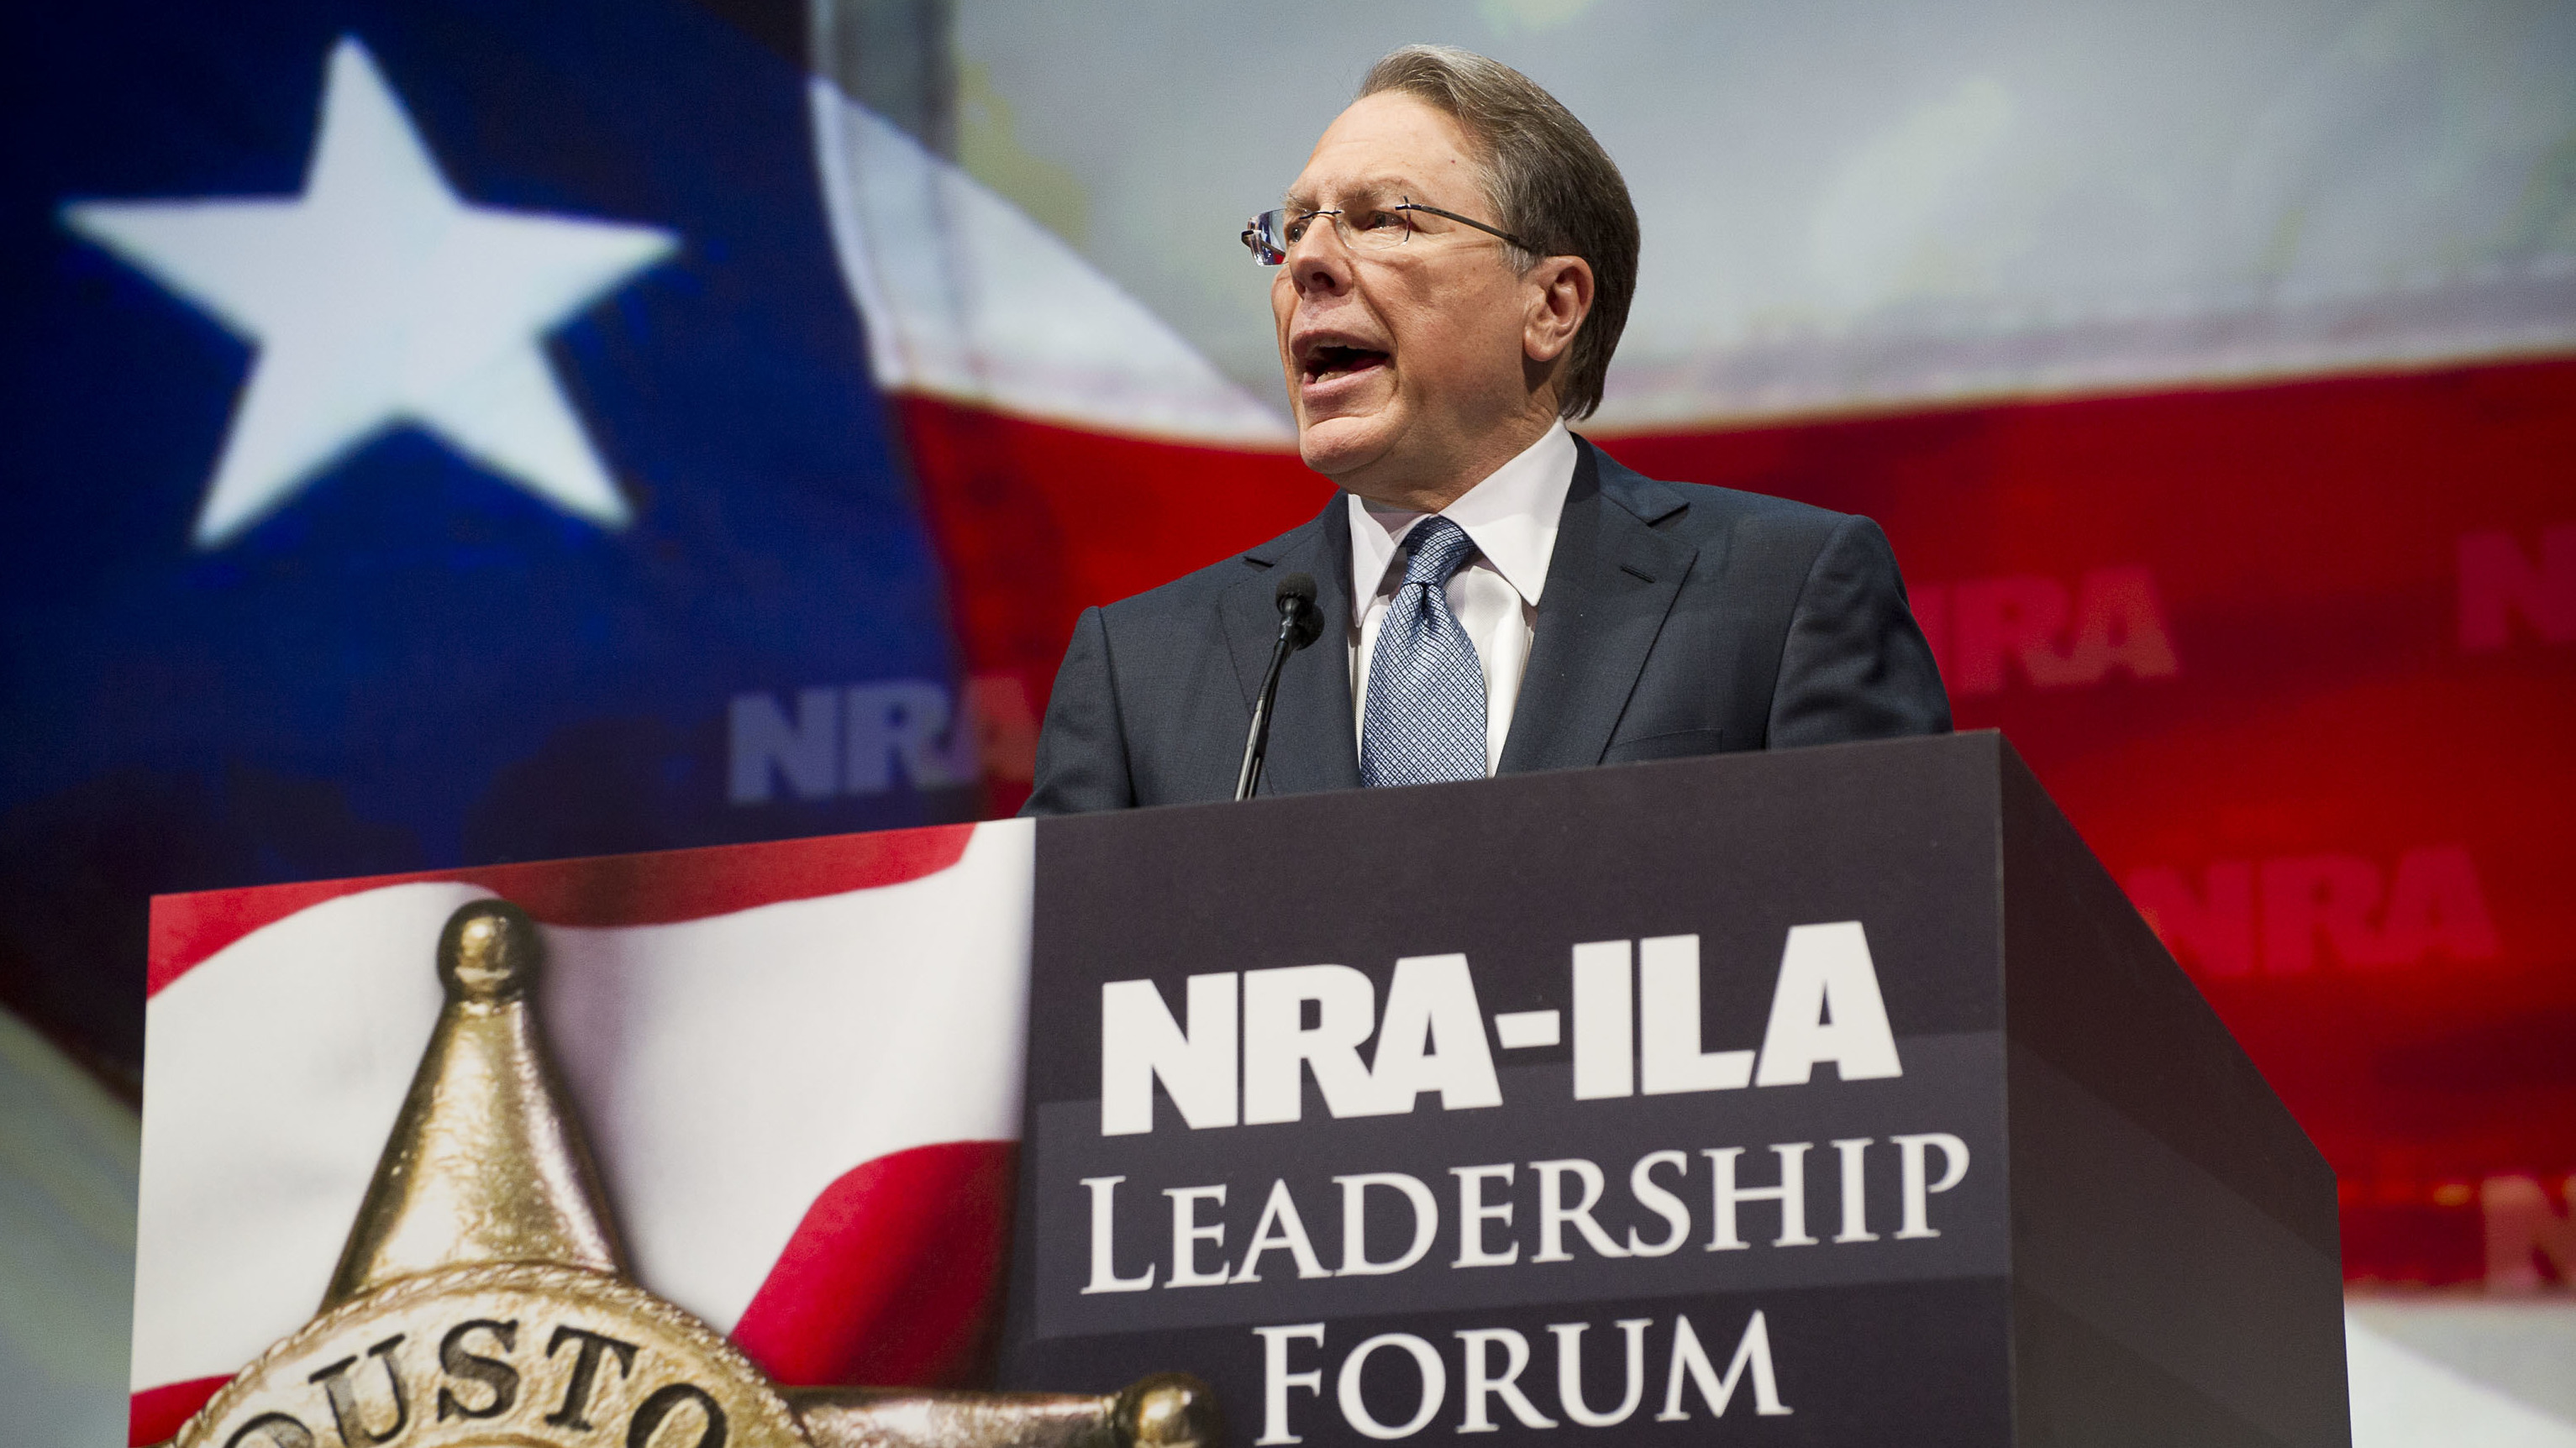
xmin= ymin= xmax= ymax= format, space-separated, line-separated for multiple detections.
xmin=1023 ymin=45 xmax=1947 ymax=816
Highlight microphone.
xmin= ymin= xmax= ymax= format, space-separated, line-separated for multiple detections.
xmin=1237 ymin=572 xmax=1322 ymax=801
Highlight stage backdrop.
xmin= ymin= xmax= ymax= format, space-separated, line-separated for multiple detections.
xmin=5 ymin=0 xmax=2571 ymax=1409
xmin=818 ymin=0 xmax=2576 ymax=1298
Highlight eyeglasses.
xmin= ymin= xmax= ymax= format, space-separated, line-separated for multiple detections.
xmin=1241 ymin=197 xmax=1537 ymax=265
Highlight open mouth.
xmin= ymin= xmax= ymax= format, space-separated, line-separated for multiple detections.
xmin=1303 ymin=344 xmax=1390 ymax=384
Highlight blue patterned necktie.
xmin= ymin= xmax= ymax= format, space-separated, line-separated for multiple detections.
xmin=1361 ymin=515 xmax=1487 ymax=786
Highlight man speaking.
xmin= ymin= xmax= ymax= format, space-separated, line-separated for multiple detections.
xmin=1023 ymin=45 xmax=1948 ymax=815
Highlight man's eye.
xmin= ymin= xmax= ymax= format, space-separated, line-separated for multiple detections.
xmin=1282 ymin=216 xmax=1313 ymax=243
xmin=1356 ymin=209 xmax=1406 ymax=231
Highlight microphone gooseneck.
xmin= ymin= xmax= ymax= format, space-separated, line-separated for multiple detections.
xmin=1236 ymin=572 xmax=1321 ymax=801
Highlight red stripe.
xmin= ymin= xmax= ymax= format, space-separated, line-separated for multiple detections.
xmin=730 ymin=1140 xmax=1017 ymax=1389
xmin=147 ymin=822 xmax=976 ymax=997
xmin=131 ymin=1375 xmax=228 ymax=1446
xmin=896 ymin=395 xmax=1329 ymax=816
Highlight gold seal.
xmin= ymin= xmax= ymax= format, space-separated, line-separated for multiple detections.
xmin=159 ymin=901 xmax=1221 ymax=1448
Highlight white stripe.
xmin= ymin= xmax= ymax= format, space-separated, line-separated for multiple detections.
xmin=806 ymin=76 xmax=1291 ymax=443
xmin=548 ymin=819 xmax=1033 ymax=1334
xmin=134 ymin=881 xmax=470 ymax=1390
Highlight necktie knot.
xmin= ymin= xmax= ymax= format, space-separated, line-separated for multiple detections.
xmin=1401 ymin=515 xmax=1476 ymax=590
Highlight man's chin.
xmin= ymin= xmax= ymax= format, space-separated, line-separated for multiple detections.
xmin=1296 ymin=414 xmax=1394 ymax=480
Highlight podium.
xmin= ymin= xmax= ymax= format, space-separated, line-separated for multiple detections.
xmin=1001 ymin=732 xmax=2350 ymax=1446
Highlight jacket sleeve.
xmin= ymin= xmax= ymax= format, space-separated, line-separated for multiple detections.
xmin=1020 ymin=606 xmax=1138 ymax=816
xmin=1766 ymin=513 xmax=1953 ymax=747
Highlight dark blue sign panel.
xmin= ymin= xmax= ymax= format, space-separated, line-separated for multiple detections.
xmin=1006 ymin=739 xmax=2349 ymax=1445
xmin=1011 ymin=743 xmax=2013 ymax=1442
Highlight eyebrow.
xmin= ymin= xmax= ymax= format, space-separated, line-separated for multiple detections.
xmin=1283 ymin=176 xmax=1422 ymax=212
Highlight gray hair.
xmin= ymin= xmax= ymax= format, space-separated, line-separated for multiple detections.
xmin=1359 ymin=45 xmax=1639 ymax=421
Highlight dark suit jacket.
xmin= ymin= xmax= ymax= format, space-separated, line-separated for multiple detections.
xmin=1023 ymin=437 xmax=1950 ymax=815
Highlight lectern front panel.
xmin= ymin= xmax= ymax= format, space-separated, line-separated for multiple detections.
xmin=1006 ymin=737 xmax=2020 ymax=1444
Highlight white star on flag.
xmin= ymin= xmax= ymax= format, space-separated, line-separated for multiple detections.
xmin=66 ymin=37 xmax=677 ymax=548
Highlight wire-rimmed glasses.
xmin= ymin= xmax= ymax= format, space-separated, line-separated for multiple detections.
xmin=1241 ymin=197 xmax=1537 ymax=265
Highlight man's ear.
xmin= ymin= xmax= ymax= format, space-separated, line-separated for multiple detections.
xmin=1524 ymin=254 xmax=1595 ymax=365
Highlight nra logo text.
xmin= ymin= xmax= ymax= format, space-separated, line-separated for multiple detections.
xmin=2481 ymin=1174 xmax=2576 ymax=1292
xmin=2459 ymin=523 xmax=2575 ymax=653
xmin=2126 ymin=844 xmax=2499 ymax=976
xmin=1097 ymin=923 xmax=1901 ymax=1136
xmin=726 ymin=673 xmax=1036 ymax=805
xmin=1909 ymin=564 xmax=2179 ymax=698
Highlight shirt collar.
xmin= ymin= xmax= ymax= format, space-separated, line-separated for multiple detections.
xmin=1348 ymin=420 xmax=1578 ymax=613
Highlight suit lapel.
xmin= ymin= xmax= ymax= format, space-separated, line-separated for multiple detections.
xmin=1221 ymin=496 xmax=1362 ymax=795
xmin=1499 ymin=439 xmax=1698 ymax=774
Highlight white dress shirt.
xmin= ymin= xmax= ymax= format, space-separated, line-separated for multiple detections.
xmin=1349 ymin=421 xmax=1579 ymax=775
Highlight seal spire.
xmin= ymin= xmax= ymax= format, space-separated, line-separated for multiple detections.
xmin=319 ymin=899 xmax=626 ymax=1308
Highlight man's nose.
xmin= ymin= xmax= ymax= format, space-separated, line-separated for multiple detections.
xmin=1285 ymin=224 xmax=1352 ymax=293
